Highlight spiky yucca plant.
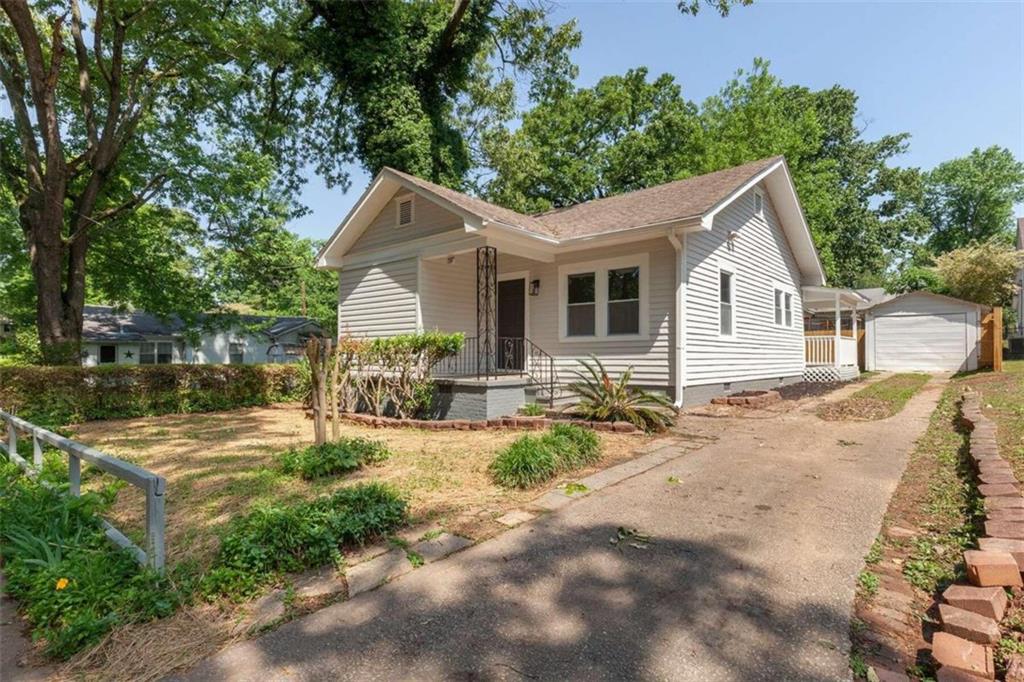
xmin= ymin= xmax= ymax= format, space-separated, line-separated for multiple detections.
xmin=563 ymin=356 xmax=676 ymax=432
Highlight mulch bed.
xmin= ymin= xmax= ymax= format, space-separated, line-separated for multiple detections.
xmin=777 ymin=380 xmax=851 ymax=401
xmin=818 ymin=397 xmax=892 ymax=422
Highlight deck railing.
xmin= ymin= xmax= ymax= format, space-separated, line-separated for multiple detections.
xmin=0 ymin=409 xmax=166 ymax=573
xmin=430 ymin=336 xmax=559 ymax=404
xmin=805 ymin=335 xmax=858 ymax=367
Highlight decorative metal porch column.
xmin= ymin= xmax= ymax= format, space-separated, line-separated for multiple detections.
xmin=476 ymin=246 xmax=497 ymax=377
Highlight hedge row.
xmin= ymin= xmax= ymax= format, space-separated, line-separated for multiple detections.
xmin=0 ymin=364 xmax=303 ymax=428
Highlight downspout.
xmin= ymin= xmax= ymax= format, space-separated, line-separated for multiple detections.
xmin=668 ymin=231 xmax=686 ymax=408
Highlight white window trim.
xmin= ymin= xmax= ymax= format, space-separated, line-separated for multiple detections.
xmin=753 ymin=188 xmax=765 ymax=219
xmin=718 ymin=261 xmax=737 ymax=339
xmin=772 ymin=283 xmax=796 ymax=329
xmin=558 ymin=253 xmax=649 ymax=343
xmin=395 ymin=194 xmax=415 ymax=228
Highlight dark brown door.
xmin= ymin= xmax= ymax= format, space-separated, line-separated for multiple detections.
xmin=497 ymin=278 xmax=525 ymax=370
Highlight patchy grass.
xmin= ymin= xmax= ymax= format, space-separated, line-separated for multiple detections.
xmin=70 ymin=405 xmax=645 ymax=571
xmin=849 ymin=377 xmax=980 ymax=677
xmin=54 ymin=404 xmax=652 ymax=680
xmin=820 ymin=373 xmax=930 ymax=421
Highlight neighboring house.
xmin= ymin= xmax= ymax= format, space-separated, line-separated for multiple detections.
xmin=81 ymin=306 xmax=321 ymax=367
xmin=0 ymin=318 xmax=13 ymax=340
xmin=863 ymin=291 xmax=989 ymax=372
xmin=317 ymin=156 xmax=870 ymax=415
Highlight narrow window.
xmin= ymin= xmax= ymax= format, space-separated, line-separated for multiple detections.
xmin=607 ymin=267 xmax=640 ymax=335
xmin=784 ymin=292 xmax=793 ymax=327
xmin=157 ymin=341 xmax=173 ymax=364
xmin=774 ymin=290 xmax=783 ymax=325
xmin=566 ymin=273 xmax=596 ymax=337
xmin=397 ymin=197 xmax=414 ymax=226
xmin=139 ymin=342 xmax=155 ymax=364
xmin=720 ymin=270 xmax=734 ymax=336
xmin=229 ymin=342 xmax=244 ymax=364
xmin=754 ymin=190 xmax=764 ymax=218
xmin=99 ymin=345 xmax=116 ymax=364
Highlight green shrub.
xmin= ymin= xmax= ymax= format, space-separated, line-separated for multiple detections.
xmin=490 ymin=435 xmax=559 ymax=489
xmin=519 ymin=403 xmax=545 ymax=417
xmin=203 ymin=483 xmax=406 ymax=599
xmin=546 ymin=423 xmax=600 ymax=469
xmin=563 ymin=355 xmax=676 ymax=433
xmin=0 ymin=364 xmax=302 ymax=428
xmin=490 ymin=424 xmax=603 ymax=489
xmin=0 ymin=460 xmax=184 ymax=659
xmin=279 ymin=438 xmax=391 ymax=480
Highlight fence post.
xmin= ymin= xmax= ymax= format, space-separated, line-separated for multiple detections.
xmin=32 ymin=432 xmax=43 ymax=470
xmin=7 ymin=421 xmax=15 ymax=460
xmin=68 ymin=454 xmax=81 ymax=496
xmin=145 ymin=477 xmax=167 ymax=573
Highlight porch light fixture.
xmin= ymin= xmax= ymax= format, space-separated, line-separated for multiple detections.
xmin=529 ymin=279 xmax=541 ymax=296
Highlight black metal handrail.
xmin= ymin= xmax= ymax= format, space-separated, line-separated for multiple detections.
xmin=429 ymin=336 xmax=559 ymax=404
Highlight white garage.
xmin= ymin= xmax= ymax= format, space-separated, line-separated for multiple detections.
xmin=865 ymin=292 xmax=986 ymax=372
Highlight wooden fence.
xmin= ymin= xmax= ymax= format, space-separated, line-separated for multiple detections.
xmin=980 ymin=306 xmax=1004 ymax=372
xmin=0 ymin=409 xmax=166 ymax=573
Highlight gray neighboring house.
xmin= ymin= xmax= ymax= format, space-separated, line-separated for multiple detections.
xmin=81 ymin=306 xmax=322 ymax=367
xmin=317 ymin=156 xmax=867 ymax=415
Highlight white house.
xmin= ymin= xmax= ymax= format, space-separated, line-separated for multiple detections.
xmin=316 ymin=156 xmax=863 ymax=414
xmin=81 ymin=306 xmax=322 ymax=367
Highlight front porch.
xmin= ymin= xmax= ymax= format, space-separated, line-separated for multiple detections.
xmin=801 ymin=287 xmax=869 ymax=382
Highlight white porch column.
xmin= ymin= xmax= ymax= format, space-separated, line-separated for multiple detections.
xmin=852 ymin=303 xmax=859 ymax=370
xmin=833 ymin=292 xmax=841 ymax=369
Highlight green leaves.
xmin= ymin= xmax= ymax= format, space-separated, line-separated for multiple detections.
xmin=563 ymin=355 xmax=676 ymax=433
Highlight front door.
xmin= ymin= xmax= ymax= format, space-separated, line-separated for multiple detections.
xmin=497 ymin=278 xmax=525 ymax=370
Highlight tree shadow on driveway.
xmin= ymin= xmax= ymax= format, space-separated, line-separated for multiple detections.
xmin=181 ymin=518 xmax=849 ymax=681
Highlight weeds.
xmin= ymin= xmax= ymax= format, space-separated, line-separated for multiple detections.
xmin=490 ymin=424 xmax=602 ymax=489
xmin=279 ymin=438 xmax=391 ymax=480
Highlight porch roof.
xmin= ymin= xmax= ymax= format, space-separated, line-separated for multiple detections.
xmin=801 ymin=286 xmax=870 ymax=312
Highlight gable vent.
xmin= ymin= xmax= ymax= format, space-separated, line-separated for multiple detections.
xmin=397 ymin=198 xmax=414 ymax=226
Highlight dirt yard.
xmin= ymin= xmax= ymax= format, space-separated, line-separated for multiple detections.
xmin=70 ymin=404 xmax=649 ymax=570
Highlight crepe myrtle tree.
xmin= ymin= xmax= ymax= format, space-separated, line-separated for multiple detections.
xmin=0 ymin=0 xmax=345 ymax=364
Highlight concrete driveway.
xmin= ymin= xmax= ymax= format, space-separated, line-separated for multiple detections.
xmin=180 ymin=379 xmax=945 ymax=682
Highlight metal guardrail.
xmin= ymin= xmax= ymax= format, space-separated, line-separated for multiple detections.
xmin=0 ymin=410 xmax=166 ymax=573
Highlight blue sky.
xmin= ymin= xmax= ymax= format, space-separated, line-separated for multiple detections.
xmin=288 ymin=0 xmax=1024 ymax=241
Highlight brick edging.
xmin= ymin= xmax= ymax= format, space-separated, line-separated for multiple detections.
xmin=928 ymin=391 xmax=1023 ymax=679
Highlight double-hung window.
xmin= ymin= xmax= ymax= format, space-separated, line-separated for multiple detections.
xmin=566 ymin=273 xmax=596 ymax=337
xmin=560 ymin=255 xmax=648 ymax=341
xmin=229 ymin=342 xmax=245 ymax=364
xmin=773 ymin=288 xmax=794 ymax=327
xmin=140 ymin=341 xmax=173 ymax=365
xmin=719 ymin=269 xmax=734 ymax=336
xmin=607 ymin=267 xmax=640 ymax=335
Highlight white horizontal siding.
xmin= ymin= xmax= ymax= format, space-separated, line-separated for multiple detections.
xmin=338 ymin=258 xmax=419 ymax=338
xmin=685 ymin=184 xmax=806 ymax=385
xmin=499 ymin=239 xmax=675 ymax=387
xmin=348 ymin=189 xmax=463 ymax=255
xmin=420 ymin=254 xmax=477 ymax=335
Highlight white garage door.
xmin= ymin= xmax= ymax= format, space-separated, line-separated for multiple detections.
xmin=874 ymin=313 xmax=968 ymax=371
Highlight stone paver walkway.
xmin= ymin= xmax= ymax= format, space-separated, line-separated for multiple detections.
xmin=177 ymin=379 xmax=945 ymax=681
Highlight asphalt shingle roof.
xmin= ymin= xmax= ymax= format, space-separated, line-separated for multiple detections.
xmin=387 ymin=156 xmax=782 ymax=240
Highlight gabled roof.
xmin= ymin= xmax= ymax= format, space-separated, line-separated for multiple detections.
xmin=533 ymin=157 xmax=783 ymax=238
xmin=868 ymin=290 xmax=991 ymax=313
xmin=82 ymin=305 xmax=321 ymax=342
xmin=317 ymin=156 xmax=826 ymax=285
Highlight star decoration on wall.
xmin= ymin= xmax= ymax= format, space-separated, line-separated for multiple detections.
xmin=124 ymin=350 xmax=134 ymax=359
